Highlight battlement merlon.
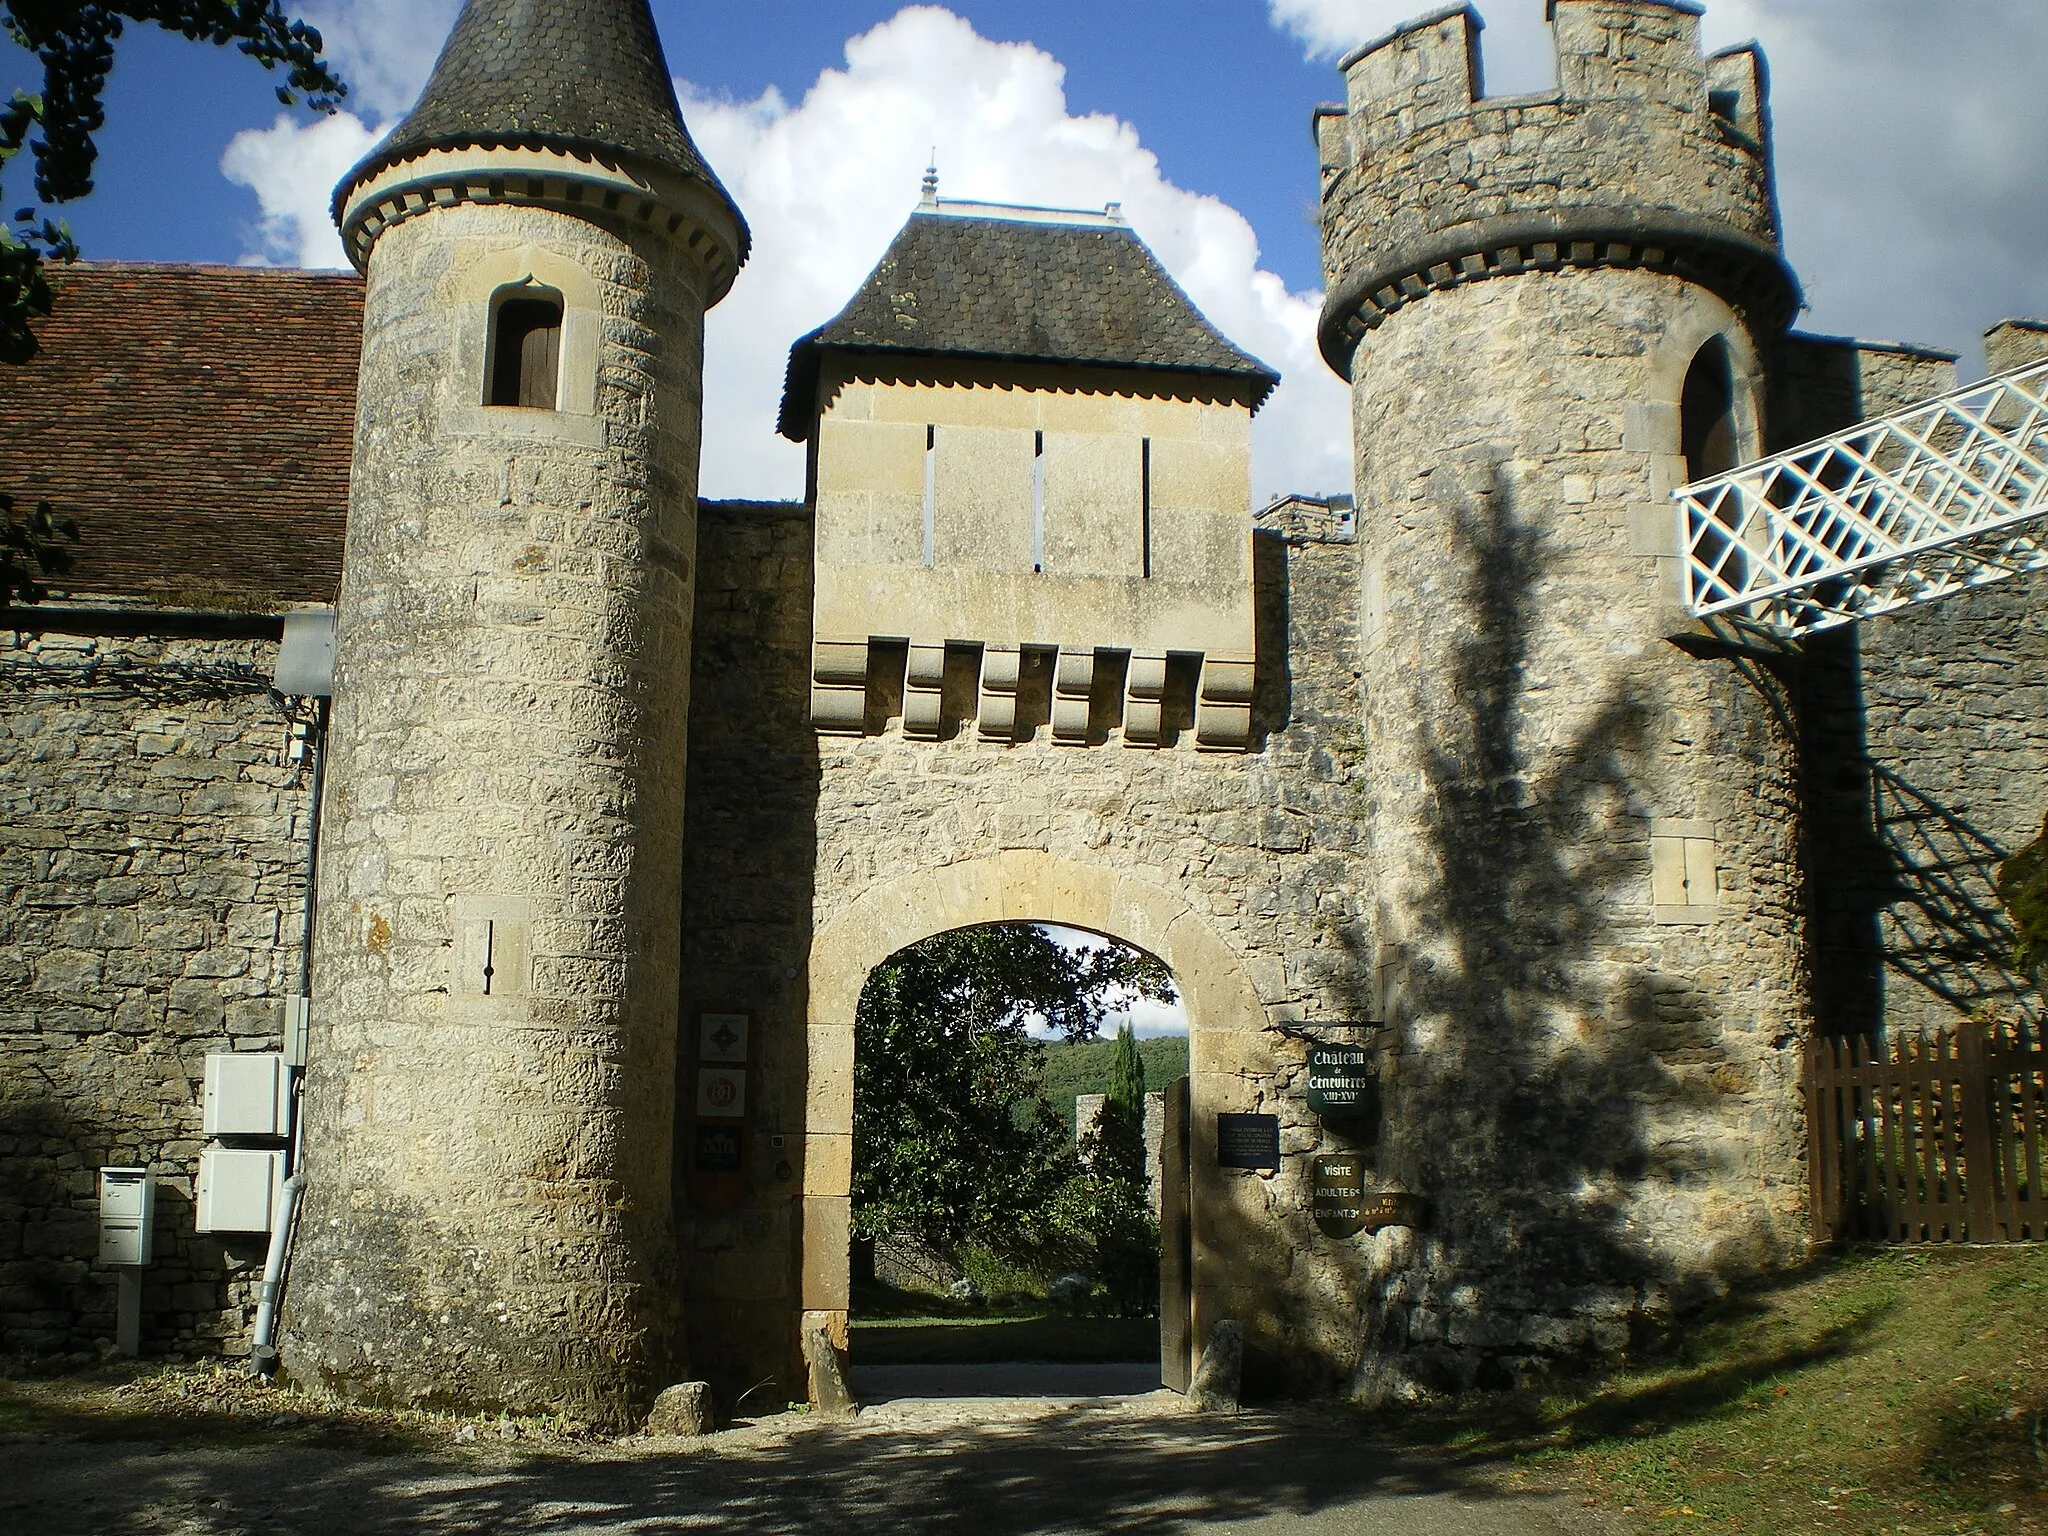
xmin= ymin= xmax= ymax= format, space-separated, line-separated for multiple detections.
xmin=1316 ymin=0 xmax=1799 ymax=378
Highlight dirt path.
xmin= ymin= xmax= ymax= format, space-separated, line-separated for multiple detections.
xmin=1 ymin=1384 xmax=1634 ymax=1535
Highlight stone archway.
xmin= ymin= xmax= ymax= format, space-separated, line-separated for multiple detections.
xmin=797 ymin=850 xmax=1269 ymax=1386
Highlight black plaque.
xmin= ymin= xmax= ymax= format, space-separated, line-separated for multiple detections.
xmin=1310 ymin=1155 xmax=1368 ymax=1238
xmin=694 ymin=1123 xmax=743 ymax=1174
xmin=1306 ymin=1043 xmax=1378 ymax=1120
xmin=1217 ymin=1112 xmax=1281 ymax=1170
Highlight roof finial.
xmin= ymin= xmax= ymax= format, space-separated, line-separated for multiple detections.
xmin=920 ymin=154 xmax=939 ymax=209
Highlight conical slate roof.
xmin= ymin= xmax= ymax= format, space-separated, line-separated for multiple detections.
xmin=778 ymin=206 xmax=1279 ymax=440
xmin=332 ymin=0 xmax=745 ymax=251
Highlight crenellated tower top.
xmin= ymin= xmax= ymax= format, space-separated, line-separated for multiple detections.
xmin=1316 ymin=0 xmax=1798 ymax=377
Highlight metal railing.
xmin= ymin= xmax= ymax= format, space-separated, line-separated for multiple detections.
xmin=1675 ymin=356 xmax=2048 ymax=639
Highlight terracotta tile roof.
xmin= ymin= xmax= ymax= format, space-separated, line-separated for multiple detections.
xmin=0 ymin=263 xmax=361 ymax=608
xmin=779 ymin=208 xmax=1279 ymax=440
xmin=335 ymin=0 xmax=744 ymax=254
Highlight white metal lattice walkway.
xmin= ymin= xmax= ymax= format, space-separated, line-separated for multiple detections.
xmin=1674 ymin=356 xmax=2048 ymax=639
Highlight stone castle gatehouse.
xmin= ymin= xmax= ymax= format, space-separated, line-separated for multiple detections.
xmin=2 ymin=0 xmax=2043 ymax=1425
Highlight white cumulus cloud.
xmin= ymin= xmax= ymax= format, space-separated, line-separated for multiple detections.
xmin=1269 ymin=0 xmax=1558 ymax=91
xmin=221 ymin=111 xmax=386 ymax=268
xmin=219 ymin=5 xmax=1351 ymax=503
xmin=1268 ymin=0 xmax=2048 ymax=371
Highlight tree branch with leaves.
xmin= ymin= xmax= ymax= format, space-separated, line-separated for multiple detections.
xmin=2 ymin=2 xmax=346 ymax=363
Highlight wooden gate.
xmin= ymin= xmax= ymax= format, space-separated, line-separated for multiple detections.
xmin=1808 ymin=1017 xmax=2048 ymax=1244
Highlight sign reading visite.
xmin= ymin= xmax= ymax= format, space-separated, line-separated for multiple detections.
xmin=1310 ymin=1156 xmax=1429 ymax=1239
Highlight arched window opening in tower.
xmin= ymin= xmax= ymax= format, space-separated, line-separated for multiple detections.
xmin=1681 ymin=336 xmax=1741 ymax=483
xmin=487 ymin=288 xmax=564 ymax=410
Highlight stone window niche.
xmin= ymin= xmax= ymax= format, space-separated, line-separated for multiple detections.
xmin=486 ymin=285 xmax=565 ymax=410
xmin=1680 ymin=336 xmax=1741 ymax=483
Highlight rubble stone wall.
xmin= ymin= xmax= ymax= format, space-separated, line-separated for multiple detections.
xmin=0 ymin=626 xmax=305 ymax=1360
xmin=1778 ymin=334 xmax=2048 ymax=1038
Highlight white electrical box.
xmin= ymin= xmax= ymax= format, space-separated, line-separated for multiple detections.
xmin=98 ymin=1167 xmax=156 ymax=1266
xmin=196 ymin=1147 xmax=285 ymax=1233
xmin=282 ymin=997 xmax=311 ymax=1068
xmin=202 ymin=1052 xmax=291 ymax=1139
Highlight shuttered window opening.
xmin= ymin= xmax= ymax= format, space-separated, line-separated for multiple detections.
xmin=487 ymin=294 xmax=564 ymax=410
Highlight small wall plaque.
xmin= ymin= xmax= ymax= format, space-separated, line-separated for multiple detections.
xmin=1217 ymin=1112 xmax=1281 ymax=1170
xmin=693 ymin=1123 xmax=743 ymax=1174
xmin=1359 ymin=1191 xmax=1429 ymax=1233
xmin=1310 ymin=1154 xmax=1367 ymax=1237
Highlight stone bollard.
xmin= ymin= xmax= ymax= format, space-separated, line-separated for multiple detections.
xmin=803 ymin=1319 xmax=857 ymax=1420
xmin=646 ymin=1382 xmax=716 ymax=1437
xmin=1188 ymin=1319 xmax=1243 ymax=1414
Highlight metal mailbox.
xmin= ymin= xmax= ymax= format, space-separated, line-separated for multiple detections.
xmin=97 ymin=1167 xmax=156 ymax=1266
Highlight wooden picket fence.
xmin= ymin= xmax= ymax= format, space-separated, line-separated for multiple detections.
xmin=1807 ymin=1017 xmax=2048 ymax=1244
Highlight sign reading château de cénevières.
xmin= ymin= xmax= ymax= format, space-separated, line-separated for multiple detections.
xmin=1306 ymin=1042 xmax=1376 ymax=1118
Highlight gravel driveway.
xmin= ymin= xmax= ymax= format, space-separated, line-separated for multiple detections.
xmin=2 ymin=1377 xmax=1635 ymax=1535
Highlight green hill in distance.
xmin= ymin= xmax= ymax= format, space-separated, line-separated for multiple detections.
xmin=1037 ymin=1033 xmax=1190 ymax=1134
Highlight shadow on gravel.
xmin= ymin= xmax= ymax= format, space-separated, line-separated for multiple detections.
xmin=1 ymin=1405 xmax=1584 ymax=1535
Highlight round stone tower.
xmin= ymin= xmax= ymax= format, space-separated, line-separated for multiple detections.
xmin=283 ymin=0 xmax=746 ymax=1425
xmin=1317 ymin=0 xmax=1811 ymax=1397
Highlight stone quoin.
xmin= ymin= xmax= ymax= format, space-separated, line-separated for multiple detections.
xmin=2 ymin=0 xmax=2044 ymax=1424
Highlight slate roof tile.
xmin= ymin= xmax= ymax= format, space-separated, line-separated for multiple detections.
xmin=0 ymin=265 xmax=361 ymax=608
xmin=778 ymin=210 xmax=1279 ymax=440
xmin=333 ymin=0 xmax=745 ymax=254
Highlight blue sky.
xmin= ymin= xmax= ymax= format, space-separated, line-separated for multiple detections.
xmin=3 ymin=4 xmax=1339 ymax=289
xmin=6 ymin=1 xmax=2046 ymax=503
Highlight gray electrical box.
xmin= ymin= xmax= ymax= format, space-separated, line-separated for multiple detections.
xmin=202 ymin=1052 xmax=291 ymax=1139
xmin=98 ymin=1167 xmax=156 ymax=1266
xmin=196 ymin=1147 xmax=285 ymax=1233
xmin=273 ymin=606 xmax=336 ymax=698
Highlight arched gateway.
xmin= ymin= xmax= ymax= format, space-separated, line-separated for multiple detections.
xmin=799 ymin=853 xmax=1268 ymax=1385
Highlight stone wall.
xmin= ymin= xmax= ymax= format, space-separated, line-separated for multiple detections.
xmin=673 ymin=500 xmax=818 ymax=1399
xmin=1781 ymin=332 xmax=2048 ymax=1038
xmin=0 ymin=623 xmax=306 ymax=1360
xmin=1074 ymin=1091 xmax=1167 ymax=1216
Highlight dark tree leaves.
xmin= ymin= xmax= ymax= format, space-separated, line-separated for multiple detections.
xmin=0 ymin=488 xmax=78 ymax=606
xmin=1 ymin=2 xmax=346 ymax=362
xmin=851 ymin=924 xmax=1174 ymax=1261
xmin=1996 ymin=815 xmax=2048 ymax=987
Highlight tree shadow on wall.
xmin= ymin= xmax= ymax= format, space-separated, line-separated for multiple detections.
xmin=1868 ymin=765 xmax=2039 ymax=1024
xmin=1350 ymin=459 xmax=1770 ymax=1398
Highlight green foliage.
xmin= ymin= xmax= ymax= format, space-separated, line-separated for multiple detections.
xmin=1995 ymin=814 xmax=2048 ymax=986
xmin=851 ymin=924 xmax=1173 ymax=1259
xmin=1054 ymin=1024 xmax=1159 ymax=1315
xmin=1 ymin=2 xmax=346 ymax=362
xmin=1107 ymin=1022 xmax=1145 ymax=1116
xmin=0 ymin=487 xmax=76 ymax=606
xmin=1038 ymin=1034 xmax=1188 ymax=1132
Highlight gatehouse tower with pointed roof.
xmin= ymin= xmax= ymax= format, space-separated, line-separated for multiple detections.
xmin=282 ymin=0 xmax=746 ymax=1423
